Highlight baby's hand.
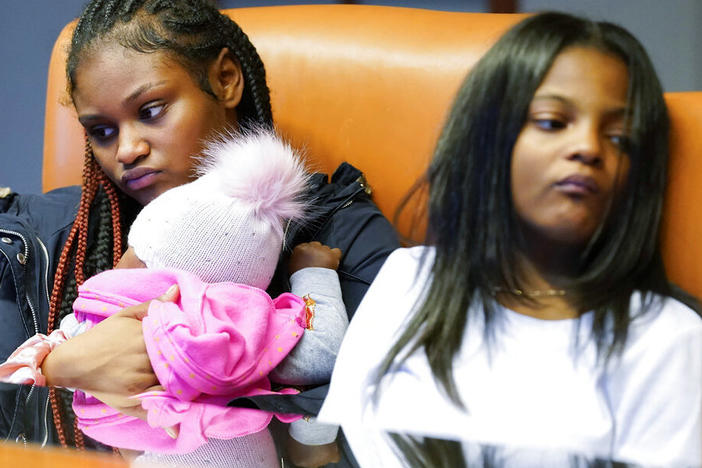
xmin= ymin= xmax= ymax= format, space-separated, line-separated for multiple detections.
xmin=289 ymin=241 xmax=342 ymax=274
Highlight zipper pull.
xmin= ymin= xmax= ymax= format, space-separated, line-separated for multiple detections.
xmin=355 ymin=175 xmax=372 ymax=196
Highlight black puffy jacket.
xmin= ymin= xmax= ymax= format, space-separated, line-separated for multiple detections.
xmin=0 ymin=186 xmax=80 ymax=446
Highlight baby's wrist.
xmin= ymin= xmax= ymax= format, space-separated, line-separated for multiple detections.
xmin=289 ymin=267 xmax=342 ymax=300
xmin=290 ymin=264 xmax=335 ymax=274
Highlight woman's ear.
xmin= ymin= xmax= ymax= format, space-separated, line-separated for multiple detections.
xmin=209 ymin=47 xmax=244 ymax=109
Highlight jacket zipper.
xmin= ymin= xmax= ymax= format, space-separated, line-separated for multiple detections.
xmin=0 ymin=229 xmax=52 ymax=445
xmin=36 ymin=236 xmax=51 ymax=326
xmin=34 ymin=236 xmax=52 ymax=446
xmin=15 ymin=432 xmax=27 ymax=448
xmin=41 ymin=391 xmax=50 ymax=447
xmin=311 ymin=184 xmax=366 ymax=239
xmin=331 ymin=175 xmax=370 ymax=217
xmin=0 ymin=247 xmax=21 ymax=442
xmin=0 ymin=229 xmax=39 ymax=334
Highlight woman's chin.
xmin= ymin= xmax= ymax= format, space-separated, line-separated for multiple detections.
xmin=519 ymin=216 xmax=598 ymax=250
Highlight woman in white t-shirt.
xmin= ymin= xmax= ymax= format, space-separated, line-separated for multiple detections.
xmin=320 ymin=12 xmax=702 ymax=468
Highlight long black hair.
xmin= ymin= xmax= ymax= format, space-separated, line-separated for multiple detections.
xmin=377 ymin=12 xmax=697 ymax=407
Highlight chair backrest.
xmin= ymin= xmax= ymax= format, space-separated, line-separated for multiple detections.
xmin=43 ymin=5 xmax=702 ymax=299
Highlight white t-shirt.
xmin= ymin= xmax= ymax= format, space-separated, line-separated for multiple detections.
xmin=319 ymin=247 xmax=702 ymax=467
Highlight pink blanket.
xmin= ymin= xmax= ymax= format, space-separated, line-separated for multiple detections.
xmin=3 ymin=268 xmax=307 ymax=453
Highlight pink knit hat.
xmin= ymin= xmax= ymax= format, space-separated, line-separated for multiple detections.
xmin=128 ymin=129 xmax=309 ymax=288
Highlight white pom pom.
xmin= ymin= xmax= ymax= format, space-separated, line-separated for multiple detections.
xmin=197 ymin=128 xmax=310 ymax=229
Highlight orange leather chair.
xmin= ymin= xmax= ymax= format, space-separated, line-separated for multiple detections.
xmin=0 ymin=442 xmax=127 ymax=468
xmin=43 ymin=5 xmax=702 ymax=300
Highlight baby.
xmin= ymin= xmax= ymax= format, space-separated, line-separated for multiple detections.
xmin=0 ymin=129 xmax=346 ymax=466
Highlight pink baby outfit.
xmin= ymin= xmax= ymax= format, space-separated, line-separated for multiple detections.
xmin=72 ymin=268 xmax=306 ymax=454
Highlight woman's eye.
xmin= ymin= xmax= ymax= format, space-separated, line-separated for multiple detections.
xmin=87 ymin=125 xmax=117 ymax=142
xmin=608 ymin=134 xmax=632 ymax=151
xmin=532 ymin=118 xmax=566 ymax=131
xmin=139 ymin=103 xmax=165 ymax=121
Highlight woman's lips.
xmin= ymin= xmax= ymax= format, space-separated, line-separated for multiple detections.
xmin=121 ymin=168 xmax=160 ymax=191
xmin=554 ymin=174 xmax=599 ymax=196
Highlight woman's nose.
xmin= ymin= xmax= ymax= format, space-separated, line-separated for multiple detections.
xmin=566 ymin=124 xmax=603 ymax=168
xmin=115 ymin=125 xmax=149 ymax=165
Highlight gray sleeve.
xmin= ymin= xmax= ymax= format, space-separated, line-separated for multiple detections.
xmin=270 ymin=267 xmax=348 ymax=385
xmin=288 ymin=417 xmax=340 ymax=445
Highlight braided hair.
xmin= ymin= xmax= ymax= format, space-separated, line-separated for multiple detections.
xmin=67 ymin=0 xmax=273 ymax=127
xmin=50 ymin=0 xmax=273 ymax=449
xmin=47 ymin=142 xmax=130 ymax=450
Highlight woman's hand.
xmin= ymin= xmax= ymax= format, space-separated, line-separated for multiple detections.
xmin=288 ymin=241 xmax=342 ymax=274
xmin=89 ymin=383 xmax=179 ymax=440
xmin=41 ymin=285 xmax=180 ymax=397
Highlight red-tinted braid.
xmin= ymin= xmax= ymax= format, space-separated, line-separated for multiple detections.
xmin=47 ymin=147 xmax=98 ymax=332
xmin=48 ymin=145 xmax=96 ymax=448
xmin=48 ymin=144 xmax=125 ymax=450
xmin=48 ymin=387 xmax=67 ymax=447
xmin=73 ymin=416 xmax=85 ymax=450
